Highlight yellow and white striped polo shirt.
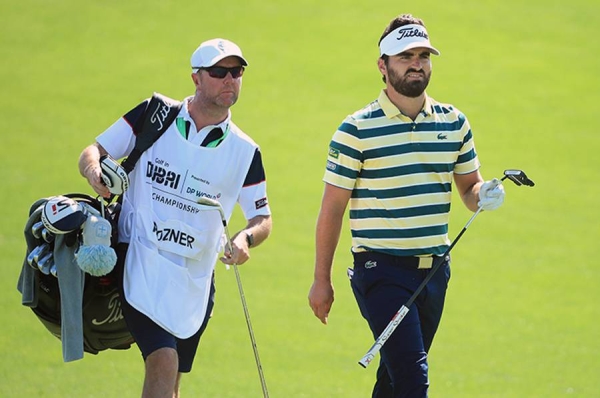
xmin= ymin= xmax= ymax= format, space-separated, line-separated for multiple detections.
xmin=324 ymin=90 xmax=481 ymax=256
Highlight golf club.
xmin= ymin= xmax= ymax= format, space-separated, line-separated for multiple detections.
xmin=33 ymin=243 xmax=51 ymax=265
xmin=27 ymin=245 xmax=45 ymax=268
xmin=37 ymin=252 xmax=54 ymax=275
xmin=502 ymin=169 xmax=535 ymax=187
xmin=358 ymin=169 xmax=535 ymax=368
xmin=31 ymin=221 xmax=45 ymax=239
xmin=197 ymin=197 xmax=270 ymax=398
xmin=42 ymin=228 xmax=55 ymax=243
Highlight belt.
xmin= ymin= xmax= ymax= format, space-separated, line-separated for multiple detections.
xmin=353 ymin=251 xmax=449 ymax=270
xmin=415 ymin=256 xmax=435 ymax=269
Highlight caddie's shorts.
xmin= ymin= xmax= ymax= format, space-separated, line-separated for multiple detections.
xmin=115 ymin=243 xmax=215 ymax=373
xmin=350 ymin=251 xmax=451 ymax=398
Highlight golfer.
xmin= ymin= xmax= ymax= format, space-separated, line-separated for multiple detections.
xmin=79 ymin=38 xmax=272 ymax=397
xmin=308 ymin=14 xmax=504 ymax=397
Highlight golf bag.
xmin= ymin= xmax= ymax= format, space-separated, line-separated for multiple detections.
xmin=18 ymin=193 xmax=132 ymax=360
xmin=17 ymin=93 xmax=182 ymax=362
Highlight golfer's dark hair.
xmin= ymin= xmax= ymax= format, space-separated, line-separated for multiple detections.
xmin=378 ymin=14 xmax=427 ymax=83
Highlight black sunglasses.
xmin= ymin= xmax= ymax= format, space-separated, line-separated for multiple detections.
xmin=197 ymin=66 xmax=245 ymax=79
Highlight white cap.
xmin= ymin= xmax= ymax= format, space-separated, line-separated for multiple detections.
xmin=379 ymin=24 xmax=440 ymax=57
xmin=191 ymin=38 xmax=248 ymax=71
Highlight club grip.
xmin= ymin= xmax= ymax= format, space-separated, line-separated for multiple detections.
xmin=358 ymin=305 xmax=410 ymax=368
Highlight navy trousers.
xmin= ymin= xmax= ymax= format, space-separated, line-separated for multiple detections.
xmin=351 ymin=251 xmax=451 ymax=398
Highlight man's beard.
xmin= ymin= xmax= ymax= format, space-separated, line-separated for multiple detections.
xmin=388 ymin=68 xmax=431 ymax=98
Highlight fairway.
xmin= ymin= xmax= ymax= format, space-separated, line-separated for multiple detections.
xmin=1 ymin=0 xmax=598 ymax=397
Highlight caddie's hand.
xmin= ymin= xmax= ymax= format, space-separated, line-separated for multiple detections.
xmin=83 ymin=164 xmax=111 ymax=199
xmin=220 ymin=234 xmax=250 ymax=266
xmin=308 ymin=280 xmax=334 ymax=325
xmin=99 ymin=155 xmax=129 ymax=196
xmin=478 ymin=178 xmax=505 ymax=211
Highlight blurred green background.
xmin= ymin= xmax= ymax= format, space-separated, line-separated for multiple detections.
xmin=1 ymin=0 xmax=598 ymax=396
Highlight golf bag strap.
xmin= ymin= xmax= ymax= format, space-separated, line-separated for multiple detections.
xmin=120 ymin=92 xmax=182 ymax=174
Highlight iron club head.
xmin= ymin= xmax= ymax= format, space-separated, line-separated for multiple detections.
xmin=197 ymin=197 xmax=220 ymax=207
xmin=37 ymin=252 xmax=54 ymax=275
xmin=33 ymin=243 xmax=51 ymax=264
xmin=31 ymin=221 xmax=44 ymax=239
xmin=196 ymin=197 xmax=233 ymax=268
xmin=41 ymin=228 xmax=55 ymax=243
xmin=502 ymin=169 xmax=535 ymax=187
xmin=27 ymin=245 xmax=44 ymax=267
xmin=197 ymin=197 xmax=226 ymax=220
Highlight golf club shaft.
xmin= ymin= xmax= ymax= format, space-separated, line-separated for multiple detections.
xmin=358 ymin=206 xmax=484 ymax=367
xmin=357 ymin=171 xmax=533 ymax=367
xmin=233 ymin=263 xmax=269 ymax=397
xmin=221 ymin=221 xmax=269 ymax=398
xmin=199 ymin=197 xmax=270 ymax=397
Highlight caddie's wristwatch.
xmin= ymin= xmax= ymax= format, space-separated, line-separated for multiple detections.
xmin=245 ymin=232 xmax=254 ymax=247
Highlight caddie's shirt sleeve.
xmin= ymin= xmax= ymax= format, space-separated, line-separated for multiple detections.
xmin=238 ymin=148 xmax=271 ymax=219
xmin=96 ymin=100 xmax=149 ymax=160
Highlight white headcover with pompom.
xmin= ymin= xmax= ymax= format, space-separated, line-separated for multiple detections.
xmin=75 ymin=214 xmax=117 ymax=276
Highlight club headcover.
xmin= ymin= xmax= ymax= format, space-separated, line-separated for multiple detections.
xmin=41 ymin=196 xmax=88 ymax=235
xmin=100 ymin=155 xmax=129 ymax=195
xmin=75 ymin=214 xmax=117 ymax=276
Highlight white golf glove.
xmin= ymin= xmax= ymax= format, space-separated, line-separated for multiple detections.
xmin=478 ymin=178 xmax=505 ymax=211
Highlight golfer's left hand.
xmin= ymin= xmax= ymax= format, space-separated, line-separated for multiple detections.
xmin=478 ymin=178 xmax=505 ymax=211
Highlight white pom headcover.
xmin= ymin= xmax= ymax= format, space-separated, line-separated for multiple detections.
xmin=41 ymin=196 xmax=88 ymax=235
xmin=75 ymin=214 xmax=117 ymax=276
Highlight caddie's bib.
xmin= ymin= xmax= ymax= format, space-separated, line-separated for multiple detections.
xmin=121 ymin=119 xmax=257 ymax=338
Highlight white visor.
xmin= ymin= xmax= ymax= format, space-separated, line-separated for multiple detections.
xmin=379 ymin=24 xmax=440 ymax=56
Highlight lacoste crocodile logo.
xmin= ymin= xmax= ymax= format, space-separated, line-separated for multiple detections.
xmin=365 ymin=261 xmax=377 ymax=269
xmin=437 ymin=133 xmax=448 ymax=140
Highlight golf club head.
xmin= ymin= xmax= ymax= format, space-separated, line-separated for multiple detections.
xmin=197 ymin=197 xmax=226 ymax=219
xmin=27 ymin=245 xmax=44 ymax=268
xmin=33 ymin=243 xmax=51 ymax=264
xmin=197 ymin=197 xmax=220 ymax=207
xmin=197 ymin=197 xmax=232 ymax=269
xmin=50 ymin=264 xmax=58 ymax=277
xmin=37 ymin=252 xmax=54 ymax=275
xmin=31 ymin=221 xmax=44 ymax=239
xmin=502 ymin=169 xmax=535 ymax=187
xmin=42 ymin=228 xmax=55 ymax=243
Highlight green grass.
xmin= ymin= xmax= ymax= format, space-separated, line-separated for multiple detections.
xmin=1 ymin=0 xmax=599 ymax=396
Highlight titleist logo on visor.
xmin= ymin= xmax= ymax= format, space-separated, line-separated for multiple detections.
xmin=394 ymin=26 xmax=429 ymax=41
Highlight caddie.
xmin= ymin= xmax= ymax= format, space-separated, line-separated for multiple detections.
xmin=78 ymin=38 xmax=272 ymax=397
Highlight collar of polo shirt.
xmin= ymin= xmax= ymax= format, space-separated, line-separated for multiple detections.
xmin=378 ymin=90 xmax=435 ymax=119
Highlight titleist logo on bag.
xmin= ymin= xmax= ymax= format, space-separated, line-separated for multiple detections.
xmin=91 ymin=293 xmax=124 ymax=326
xmin=150 ymin=102 xmax=172 ymax=130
